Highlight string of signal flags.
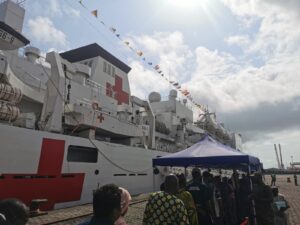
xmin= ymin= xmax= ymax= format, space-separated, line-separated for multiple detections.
xmin=78 ymin=0 xmax=207 ymax=112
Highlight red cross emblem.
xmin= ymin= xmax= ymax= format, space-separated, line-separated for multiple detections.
xmin=106 ymin=75 xmax=129 ymax=105
xmin=0 ymin=138 xmax=85 ymax=210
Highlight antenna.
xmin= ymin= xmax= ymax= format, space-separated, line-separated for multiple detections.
xmin=278 ymin=144 xmax=284 ymax=169
xmin=274 ymin=144 xmax=281 ymax=169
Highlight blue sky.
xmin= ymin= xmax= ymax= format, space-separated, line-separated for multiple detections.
xmin=21 ymin=0 xmax=300 ymax=168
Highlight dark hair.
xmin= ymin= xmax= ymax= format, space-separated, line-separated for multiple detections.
xmin=192 ymin=168 xmax=201 ymax=179
xmin=202 ymin=171 xmax=210 ymax=178
xmin=177 ymin=173 xmax=186 ymax=189
xmin=93 ymin=184 xmax=121 ymax=219
xmin=0 ymin=198 xmax=28 ymax=225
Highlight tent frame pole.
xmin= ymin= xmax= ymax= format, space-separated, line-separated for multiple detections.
xmin=248 ymin=165 xmax=257 ymax=225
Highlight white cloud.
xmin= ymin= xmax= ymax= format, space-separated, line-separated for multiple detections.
xmin=63 ymin=7 xmax=80 ymax=18
xmin=28 ymin=17 xmax=68 ymax=49
xmin=225 ymin=35 xmax=250 ymax=47
xmin=29 ymin=0 xmax=80 ymax=18
xmin=127 ymin=31 xmax=193 ymax=82
xmin=128 ymin=61 xmax=170 ymax=99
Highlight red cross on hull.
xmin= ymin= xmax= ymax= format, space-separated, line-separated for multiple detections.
xmin=0 ymin=138 xmax=85 ymax=210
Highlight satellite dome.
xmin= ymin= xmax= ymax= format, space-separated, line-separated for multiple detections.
xmin=149 ymin=92 xmax=161 ymax=102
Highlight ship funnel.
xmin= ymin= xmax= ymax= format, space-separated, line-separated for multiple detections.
xmin=25 ymin=46 xmax=41 ymax=63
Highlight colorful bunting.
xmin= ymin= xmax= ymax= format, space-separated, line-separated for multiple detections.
xmin=77 ymin=0 xmax=206 ymax=113
xmin=137 ymin=51 xmax=143 ymax=57
xmin=110 ymin=27 xmax=116 ymax=33
xmin=91 ymin=9 xmax=98 ymax=18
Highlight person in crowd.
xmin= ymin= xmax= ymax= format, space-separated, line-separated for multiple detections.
xmin=272 ymin=187 xmax=290 ymax=225
xmin=293 ymin=174 xmax=297 ymax=186
xmin=115 ymin=187 xmax=132 ymax=225
xmin=220 ymin=177 xmax=237 ymax=225
xmin=187 ymin=168 xmax=211 ymax=225
xmin=176 ymin=173 xmax=198 ymax=225
xmin=271 ymin=173 xmax=276 ymax=186
xmin=143 ymin=174 xmax=189 ymax=225
xmin=211 ymin=176 xmax=223 ymax=225
xmin=0 ymin=198 xmax=29 ymax=225
xmin=237 ymin=174 xmax=251 ymax=223
xmin=79 ymin=184 xmax=122 ymax=225
xmin=251 ymin=173 xmax=274 ymax=225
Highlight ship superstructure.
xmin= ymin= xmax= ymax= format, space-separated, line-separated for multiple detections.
xmin=0 ymin=0 xmax=242 ymax=210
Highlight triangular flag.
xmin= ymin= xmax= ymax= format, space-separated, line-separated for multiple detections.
xmin=116 ymin=34 xmax=121 ymax=38
xmin=154 ymin=65 xmax=160 ymax=70
xmin=110 ymin=27 xmax=116 ymax=33
xmin=124 ymin=41 xmax=130 ymax=45
xmin=91 ymin=10 xmax=98 ymax=18
xmin=158 ymin=70 xmax=162 ymax=74
xmin=148 ymin=62 xmax=153 ymax=66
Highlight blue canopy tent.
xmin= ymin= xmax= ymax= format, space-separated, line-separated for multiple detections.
xmin=152 ymin=135 xmax=260 ymax=225
xmin=153 ymin=135 xmax=260 ymax=169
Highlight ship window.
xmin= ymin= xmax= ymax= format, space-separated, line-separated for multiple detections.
xmin=107 ymin=63 xmax=111 ymax=75
xmin=103 ymin=61 xmax=107 ymax=73
xmin=67 ymin=145 xmax=98 ymax=163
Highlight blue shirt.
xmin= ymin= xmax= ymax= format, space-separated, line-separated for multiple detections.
xmin=187 ymin=180 xmax=209 ymax=208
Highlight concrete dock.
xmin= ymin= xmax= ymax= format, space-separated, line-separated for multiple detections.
xmin=28 ymin=175 xmax=300 ymax=225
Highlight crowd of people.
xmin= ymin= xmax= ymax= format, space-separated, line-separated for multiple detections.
xmin=0 ymin=170 xmax=293 ymax=225
xmin=143 ymin=169 xmax=291 ymax=225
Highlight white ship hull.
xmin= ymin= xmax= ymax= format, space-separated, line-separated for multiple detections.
xmin=0 ymin=124 xmax=166 ymax=210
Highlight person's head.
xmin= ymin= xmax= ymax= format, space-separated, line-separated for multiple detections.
xmin=119 ymin=188 xmax=131 ymax=217
xmin=192 ymin=168 xmax=202 ymax=182
xmin=0 ymin=198 xmax=28 ymax=225
xmin=164 ymin=174 xmax=179 ymax=194
xmin=177 ymin=173 xmax=186 ymax=189
xmin=93 ymin=184 xmax=121 ymax=222
xmin=202 ymin=171 xmax=210 ymax=184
